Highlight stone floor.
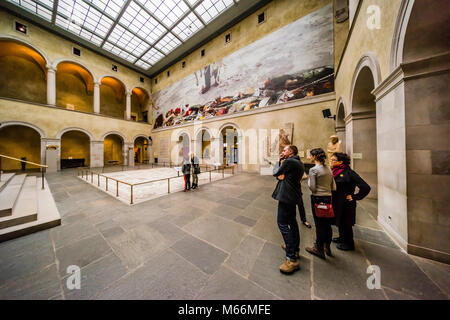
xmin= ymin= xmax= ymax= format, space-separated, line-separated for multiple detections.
xmin=0 ymin=169 xmax=448 ymax=300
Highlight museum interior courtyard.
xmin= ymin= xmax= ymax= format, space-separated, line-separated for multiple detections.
xmin=0 ymin=0 xmax=448 ymax=301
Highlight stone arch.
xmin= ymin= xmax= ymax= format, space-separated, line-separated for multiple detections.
xmin=0 ymin=121 xmax=46 ymax=138
xmin=53 ymin=59 xmax=97 ymax=83
xmin=389 ymin=0 xmax=415 ymax=71
xmin=100 ymin=131 xmax=127 ymax=142
xmin=98 ymin=74 xmax=128 ymax=93
xmin=56 ymin=127 xmax=94 ymax=140
xmin=0 ymin=34 xmax=50 ymax=67
xmin=218 ymin=122 xmax=242 ymax=165
xmin=0 ymin=121 xmax=45 ymax=170
xmin=194 ymin=127 xmax=213 ymax=161
xmin=349 ymin=53 xmax=381 ymax=115
xmin=335 ymin=97 xmax=347 ymax=153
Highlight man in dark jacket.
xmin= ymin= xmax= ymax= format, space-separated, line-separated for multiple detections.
xmin=272 ymin=145 xmax=304 ymax=274
xmin=182 ymin=158 xmax=192 ymax=191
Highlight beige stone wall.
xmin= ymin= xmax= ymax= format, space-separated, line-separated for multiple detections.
xmin=151 ymin=0 xmax=332 ymax=93
xmin=0 ymin=98 xmax=151 ymax=143
xmin=0 ymin=55 xmax=46 ymax=104
xmin=56 ymin=72 xmax=93 ymax=113
xmin=335 ymin=0 xmax=402 ymax=108
xmin=99 ymin=85 xmax=125 ymax=119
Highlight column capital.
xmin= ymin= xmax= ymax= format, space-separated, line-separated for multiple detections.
xmin=46 ymin=65 xmax=57 ymax=72
xmin=93 ymin=81 xmax=101 ymax=86
xmin=126 ymin=90 xmax=133 ymax=97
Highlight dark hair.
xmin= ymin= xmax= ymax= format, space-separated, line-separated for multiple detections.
xmin=288 ymin=145 xmax=298 ymax=155
xmin=332 ymin=152 xmax=351 ymax=165
xmin=310 ymin=148 xmax=327 ymax=165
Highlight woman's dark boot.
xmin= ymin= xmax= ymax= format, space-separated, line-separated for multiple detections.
xmin=305 ymin=244 xmax=326 ymax=259
xmin=324 ymin=243 xmax=332 ymax=257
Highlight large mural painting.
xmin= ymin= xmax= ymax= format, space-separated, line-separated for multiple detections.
xmin=152 ymin=4 xmax=334 ymax=129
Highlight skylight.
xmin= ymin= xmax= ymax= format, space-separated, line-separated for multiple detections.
xmin=6 ymin=0 xmax=239 ymax=71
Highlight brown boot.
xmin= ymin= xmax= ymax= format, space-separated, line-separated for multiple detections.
xmin=281 ymin=243 xmax=299 ymax=259
xmin=305 ymin=244 xmax=326 ymax=259
xmin=324 ymin=243 xmax=333 ymax=257
xmin=279 ymin=259 xmax=300 ymax=275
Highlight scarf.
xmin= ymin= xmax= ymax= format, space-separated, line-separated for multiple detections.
xmin=332 ymin=164 xmax=348 ymax=177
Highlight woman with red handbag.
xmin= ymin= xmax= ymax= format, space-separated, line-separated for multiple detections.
xmin=305 ymin=148 xmax=336 ymax=259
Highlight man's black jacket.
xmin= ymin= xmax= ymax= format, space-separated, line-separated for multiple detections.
xmin=272 ymin=155 xmax=305 ymax=204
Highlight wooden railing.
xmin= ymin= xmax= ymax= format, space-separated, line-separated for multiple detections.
xmin=77 ymin=163 xmax=235 ymax=205
xmin=0 ymin=154 xmax=48 ymax=189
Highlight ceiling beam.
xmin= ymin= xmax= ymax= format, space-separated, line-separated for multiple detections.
xmin=51 ymin=0 xmax=59 ymax=25
xmin=98 ymin=0 xmax=132 ymax=47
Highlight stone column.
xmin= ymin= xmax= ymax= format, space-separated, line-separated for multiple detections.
xmin=46 ymin=66 xmax=56 ymax=106
xmin=93 ymin=81 xmax=100 ymax=114
xmin=41 ymin=138 xmax=60 ymax=172
xmin=90 ymin=141 xmax=104 ymax=168
xmin=123 ymin=142 xmax=134 ymax=166
xmin=126 ymin=91 xmax=132 ymax=120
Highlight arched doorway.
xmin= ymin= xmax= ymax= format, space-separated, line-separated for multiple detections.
xmin=60 ymin=130 xmax=91 ymax=169
xmin=195 ymin=129 xmax=211 ymax=162
xmin=178 ymin=132 xmax=190 ymax=163
xmin=0 ymin=125 xmax=42 ymax=171
xmin=56 ymin=61 xmax=94 ymax=113
xmin=351 ymin=65 xmax=377 ymax=199
xmin=220 ymin=126 xmax=239 ymax=165
xmin=100 ymin=76 xmax=126 ymax=119
xmin=104 ymin=134 xmax=124 ymax=165
xmin=0 ymin=39 xmax=47 ymax=104
xmin=134 ymin=136 xmax=149 ymax=164
xmin=131 ymin=87 xmax=150 ymax=123
xmin=336 ymin=100 xmax=346 ymax=153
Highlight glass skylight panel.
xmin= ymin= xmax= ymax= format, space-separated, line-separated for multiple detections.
xmin=120 ymin=1 xmax=167 ymax=44
xmin=185 ymin=0 xmax=200 ymax=6
xmin=135 ymin=60 xmax=151 ymax=70
xmin=154 ymin=32 xmax=181 ymax=54
xmin=103 ymin=42 xmax=138 ymax=63
xmin=141 ymin=48 xmax=165 ymax=65
xmin=106 ymin=25 xmax=150 ymax=57
xmin=195 ymin=0 xmax=234 ymax=23
xmin=8 ymin=0 xmax=54 ymax=21
xmin=89 ymin=0 xmax=126 ymax=19
xmin=57 ymin=0 xmax=114 ymax=38
xmin=172 ymin=12 xmax=203 ymax=41
xmin=137 ymin=0 xmax=189 ymax=28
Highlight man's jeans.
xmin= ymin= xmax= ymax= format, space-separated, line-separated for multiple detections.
xmin=277 ymin=201 xmax=300 ymax=261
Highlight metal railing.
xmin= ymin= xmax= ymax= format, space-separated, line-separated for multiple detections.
xmin=77 ymin=163 xmax=236 ymax=205
xmin=0 ymin=154 xmax=48 ymax=189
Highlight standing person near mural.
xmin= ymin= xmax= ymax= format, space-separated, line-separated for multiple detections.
xmin=272 ymin=145 xmax=303 ymax=275
xmin=182 ymin=157 xmax=192 ymax=191
xmin=190 ymin=153 xmax=200 ymax=189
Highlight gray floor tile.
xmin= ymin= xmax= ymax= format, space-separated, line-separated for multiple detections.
xmin=64 ymin=253 xmax=127 ymax=300
xmin=183 ymin=214 xmax=250 ymax=253
xmin=248 ymin=242 xmax=311 ymax=300
xmin=55 ymin=234 xmax=112 ymax=277
xmin=171 ymin=234 xmax=228 ymax=275
xmin=234 ymin=215 xmax=257 ymax=227
xmin=95 ymin=249 xmax=208 ymax=299
xmin=196 ymin=266 xmax=279 ymax=300
xmin=225 ymin=235 xmax=265 ymax=277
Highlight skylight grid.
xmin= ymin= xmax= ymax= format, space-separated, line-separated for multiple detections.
xmin=172 ymin=12 xmax=203 ymax=40
xmin=137 ymin=0 xmax=189 ymax=28
xmin=154 ymin=32 xmax=182 ymax=54
xmin=135 ymin=60 xmax=151 ymax=70
xmin=8 ymin=0 xmax=54 ymax=21
xmin=106 ymin=25 xmax=150 ymax=56
xmin=141 ymin=48 xmax=165 ymax=65
xmin=103 ymin=42 xmax=138 ymax=63
xmin=120 ymin=1 xmax=167 ymax=44
xmin=195 ymin=0 xmax=234 ymax=23
xmin=89 ymin=0 xmax=126 ymax=19
xmin=57 ymin=0 xmax=114 ymax=38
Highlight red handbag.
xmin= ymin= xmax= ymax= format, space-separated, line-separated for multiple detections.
xmin=314 ymin=202 xmax=335 ymax=218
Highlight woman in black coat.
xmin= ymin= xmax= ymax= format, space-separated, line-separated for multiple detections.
xmin=330 ymin=153 xmax=371 ymax=251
